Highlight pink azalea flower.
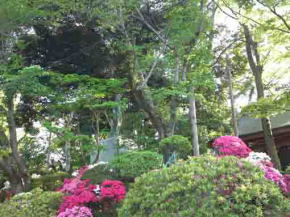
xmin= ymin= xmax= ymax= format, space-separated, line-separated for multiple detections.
xmin=213 ymin=136 xmax=252 ymax=158
xmin=57 ymin=206 xmax=93 ymax=217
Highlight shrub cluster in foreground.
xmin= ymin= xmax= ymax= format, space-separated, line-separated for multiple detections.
xmin=213 ymin=136 xmax=290 ymax=195
xmin=0 ymin=188 xmax=62 ymax=217
xmin=119 ymin=155 xmax=290 ymax=217
xmin=1 ymin=136 xmax=290 ymax=217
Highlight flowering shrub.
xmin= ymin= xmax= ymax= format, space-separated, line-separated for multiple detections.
xmin=57 ymin=165 xmax=126 ymax=217
xmin=245 ymin=152 xmax=273 ymax=167
xmin=262 ymin=165 xmax=288 ymax=193
xmin=212 ymin=136 xmax=252 ymax=158
xmin=214 ymin=136 xmax=290 ymax=195
xmin=57 ymin=166 xmax=90 ymax=195
xmin=58 ymin=179 xmax=98 ymax=213
xmin=58 ymin=178 xmax=85 ymax=195
xmin=101 ymin=180 xmax=126 ymax=202
xmin=81 ymin=163 xmax=116 ymax=184
xmin=284 ymin=174 xmax=290 ymax=195
xmin=119 ymin=155 xmax=290 ymax=216
xmin=58 ymin=206 xmax=93 ymax=217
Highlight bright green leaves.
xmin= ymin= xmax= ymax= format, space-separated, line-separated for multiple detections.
xmin=0 ymin=188 xmax=62 ymax=217
xmin=47 ymin=72 xmax=127 ymax=113
xmin=1 ymin=65 xmax=52 ymax=100
xmin=159 ymin=135 xmax=192 ymax=160
xmin=110 ymin=150 xmax=163 ymax=180
xmin=0 ymin=0 xmax=41 ymax=32
xmin=119 ymin=155 xmax=289 ymax=217
xmin=44 ymin=121 xmax=102 ymax=166
xmin=242 ymin=91 xmax=290 ymax=118
xmin=165 ymin=0 xmax=211 ymax=54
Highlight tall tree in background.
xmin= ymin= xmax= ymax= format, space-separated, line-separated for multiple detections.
xmin=243 ymin=25 xmax=281 ymax=169
xmin=226 ymin=57 xmax=239 ymax=136
xmin=213 ymin=0 xmax=288 ymax=169
xmin=0 ymin=0 xmax=44 ymax=192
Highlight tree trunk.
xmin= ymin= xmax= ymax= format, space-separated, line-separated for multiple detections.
xmin=6 ymin=97 xmax=31 ymax=191
xmin=132 ymin=88 xmax=166 ymax=139
xmin=182 ymin=60 xmax=199 ymax=156
xmin=169 ymin=54 xmax=180 ymax=135
xmin=91 ymin=111 xmax=100 ymax=164
xmin=0 ymin=128 xmax=24 ymax=193
xmin=243 ymin=24 xmax=281 ymax=169
xmin=64 ymin=112 xmax=73 ymax=172
xmin=0 ymin=157 xmax=23 ymax=194
xmin=226 ymin=58 xmax=239 ymax=136
xmin=127 ymin=48 xmax=167 ymax=139
xmin=188 ymin=87 xmax=199 ymax=156
xmin=64 ymin=141 xmax=71 ymax=172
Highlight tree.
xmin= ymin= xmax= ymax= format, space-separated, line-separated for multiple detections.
xmin=213 ymin=0 xmax=286 ymax=169
xmin=243 ymin=24 xmax=281 ymax=169
xmin=0 ymin=65 xmax=50 ymax=192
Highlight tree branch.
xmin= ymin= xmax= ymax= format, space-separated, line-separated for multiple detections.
xmin=256 ymin=0 xmax=290 ymax=31
xmin=212 ymin=37 xmax=241 ymax=66
xmin=215 ymin=0 xmax=290 ymax=34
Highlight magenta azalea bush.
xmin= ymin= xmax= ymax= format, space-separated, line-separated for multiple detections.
xmin=57 ymin=165 xmax=126 ymax=217
xmin=100 ymin=180 xmax=126 ymax=202
xmin=212 ymin=136 xmax=252 ymax=158
xmin=213 ymin=136 xmax=290 ymax=196
xmin=58 ymin=206 xmax=93 ymax=217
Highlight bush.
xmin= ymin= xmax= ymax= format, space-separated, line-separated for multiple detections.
xmin=286 ymin=166 xmax=290 ymax=174
xmin=32 ymin=171 xmax=70 ymax=191
xmin=81 ymin=164 xmax=117 ymax=184
xmin=119 ymin=155 xmax=290 ymax=217
xmin=109 ymin=151 xmax=163 ymax=180
xmin=57 ymin=165 xmax=126 ymax=217
xmin=212 ymin=136 xmax=252 ymax=158
xmin=159 ymin=135 xmax=191 ymax=161
xmin=0 ymin=188 xmax=62 ymax=217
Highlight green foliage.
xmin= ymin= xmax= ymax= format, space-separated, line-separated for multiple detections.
xmin=159 ymin=135 xmax=191 ymax=160
xmin=242 ymin=92 xmax=290 ymax=118
xmin=44 ymin=121 xmax=102 ymax=167
xmin=119 ymin=155 xmax=290 ymax=217
xmin=0 ymin=0 xmax=43 ymax=32
xmin=120 ymin=112 xmax=158 ymax=150
xmin=109 ymin=151 xmax=163 ymax=180
xmin=0 ymin=188 xmax=62 ymax=217
xmin=81 ymin=164 xmax=117 ymax=184
xmin=0 ymin=148 xmax=11 ymax=157
xmin=31 ymin=172 xmax=70 ymax=191
xmin=1 ymin=65 xmax=52 ymax=98
xmin=285 ymin=166 xmax=290 ymax=174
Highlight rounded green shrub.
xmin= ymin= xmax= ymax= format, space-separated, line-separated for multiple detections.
xmin=285 ymin=166 xmax=290 ymax=174
xmin=159 ymin=135 xmax=191 ymax=161
xmin=109 ymin=151 xmax=163 ymax=180
xmin=81 ymin=163 xmax=117 ymax=183
xmin=119 ymin=155 xmax=290 ymax=217
xmin=0 ymin=188 xmax=62 ymax=217
xmin=32 ymin=171 xmax=70 ymax=191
